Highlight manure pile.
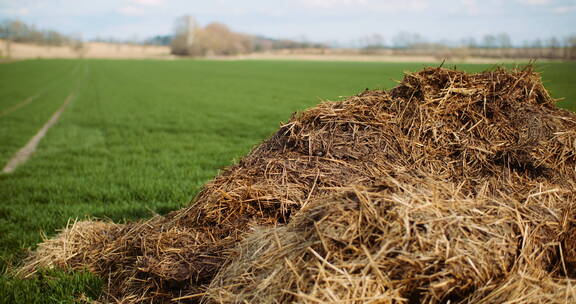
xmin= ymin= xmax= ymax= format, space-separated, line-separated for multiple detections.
xmin=21 ymin=66 xmax=576 ymax=303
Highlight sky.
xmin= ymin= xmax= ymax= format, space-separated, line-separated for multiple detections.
xmin=0 ymin=0 xmax=575 ymax=45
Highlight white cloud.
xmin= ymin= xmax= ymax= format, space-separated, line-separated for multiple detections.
xmin=302 ymin=0 xmax=368 ymax=7
xmin=117 ymin=0 xmax=167 ymax=15
xmin=117 ymin=5 xmax=146 ymax=15
xmin=96 ymin=20 xmax=172 ymax=39
xmin=300 ymin=0 xmax=430 ymax=12
xmin=130 ymin=0 xmax=165 ymax=6
xmin=461 ymin=0 xmax=479 ymax=13
xmin=0 ymin=7 xmax=30 ymax=15
xmin=552 ymin=5 xmax=576 ymax=13
xmin=514 ymin=0 xmax=551 ymax=5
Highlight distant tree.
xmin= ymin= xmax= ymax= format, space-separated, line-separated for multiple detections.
xmin=565 ymin=35 xmax=576 ymax=59
xmin=365 ymin=33 xmax=385 ymax=48
xmin=145 ymin=35 xmax=172 ymax=46
xmin=0 ymin=19 xmax=78 ymax=46
xmin=496 ymin=33 xmax=511 ymax=48
xmin=392 ymin=32 xmax=424 ymax=49
xmin=482 ymin=35 xmax=497 ymax=48
xmin=200 ymin=22 xmax=247 ymax=55
xmin=170 ymin=16 xmax=323 ymax=56
xmin=546 ymin=37 xmax=560 ymax=48
xmin=547 ymin=36 xmax=560 ymax=58
xmin=170 ymin=15 xmax=199 ymax=55
xmin=461 ymin=37 xmax=477 ymax=48
xmin=170 ymin=13 xmax=332 ymax=56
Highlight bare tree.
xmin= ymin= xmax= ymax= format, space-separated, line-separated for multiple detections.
xmin=547 ymin=37 xmax=560 ymax=58
xmin=482 ymin=35 xmax=497 ymax=48
xmin=0 ymin=19 xmax=78 ymax=46
xmin=461 ymin=37 xmax=477 ymax=48
xmin=496 ymin=33 xmax=511 ymax=48
xmin=566 ymin=35 xmax=576 ymax=60
xmin=392 ymin=32 xmax=424 ymax=49
xmin=170 ymin=15 xmax=199 ymax=55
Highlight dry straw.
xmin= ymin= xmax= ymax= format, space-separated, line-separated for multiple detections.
xmin=19 ymin=66 xmax=576 ymax=303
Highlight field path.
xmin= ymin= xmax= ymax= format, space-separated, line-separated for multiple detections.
xmin=0 ymin=62 xmax=82 ymax=118
xmin=2 ymin=92 xmax=75 ymax=173
xmin=0 ymin=93 xmax=42 ymax=117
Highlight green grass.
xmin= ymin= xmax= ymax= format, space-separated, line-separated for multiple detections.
xmin=0 ymin=60 xmax=82 ymax=164
xmin=0 ymin=59 xmax=574 ymax=302
xmin=0 ymin=268 xmax=103 ymax=304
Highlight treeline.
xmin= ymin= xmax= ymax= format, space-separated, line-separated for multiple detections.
xmin=0 ymin=19 xmax=80 ymax=47
xmin=354 ymin=32 xmax=576 ymax=60
xmin=3 ymin=17 xmax=575 ymax=60
xmin=170 ymin=18 xmax=576 ymax=60
xmin=170 ymin=16 xmax=324 ymax=56
xmin=354 ymin=32 xmax=576 ymax=50
xmin=379 ymin=46 xmax=576 ymax=61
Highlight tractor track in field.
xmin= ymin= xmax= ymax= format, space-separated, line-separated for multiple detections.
xmin=0 ymin=93 xmax=43 ymax=117
xmin=0 ymin=62 xmax=82 ymax=118
xmin=2 ymin=92 xmax=75 ymax=174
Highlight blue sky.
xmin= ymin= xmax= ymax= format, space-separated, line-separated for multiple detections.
xmin=0 ymin=0 xmax=575 ymax=45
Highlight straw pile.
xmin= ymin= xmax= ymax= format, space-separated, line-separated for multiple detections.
xmin=20 ymin=66 xmax=576 ymax=303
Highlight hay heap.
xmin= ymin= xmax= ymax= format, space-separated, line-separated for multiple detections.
xmin=21 ymin=66 xmax=576 ymax=303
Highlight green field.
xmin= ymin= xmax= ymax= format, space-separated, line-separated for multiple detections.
xmin=1 ymin=59 xmax=575 ymax=302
